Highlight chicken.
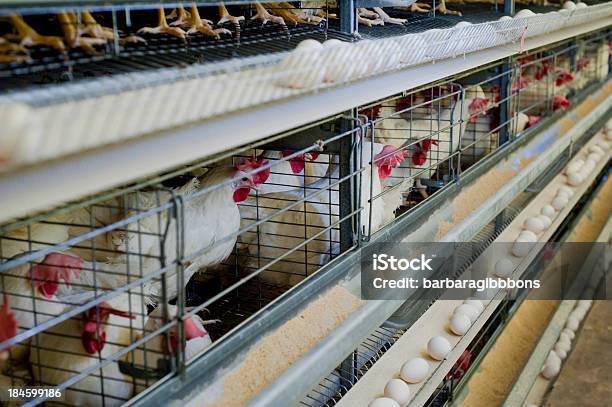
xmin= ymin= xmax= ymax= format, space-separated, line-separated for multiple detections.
xmin=138 ymin=8 xmax=187 ymax=40
xmin=0 ymin=218 xmax=82 ymax=362
xmin=75 ymin=158 xmax=270 ymax=305
xmin=127 ymin=304 xmax=217 ymax=394
xmin=251 ymin=2 xmax=287 ymax=27
xmin=0 ymin=296 xmax=18 ymax=362
xmin=30 ymin=293 xmax=146 ymax=407
xmin=170 ymin=4 xmax=232 ymax=39
xmin=5 ymin=15 xmax=66 ymax=52
xmin=238 ymin=144 xmax=407 ymax=286
xmin=256 ymin=149 xmax=325 ymax=194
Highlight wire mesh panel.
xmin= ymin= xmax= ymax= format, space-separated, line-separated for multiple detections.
xmin=0 ymin=116 xmax=366 ymax=405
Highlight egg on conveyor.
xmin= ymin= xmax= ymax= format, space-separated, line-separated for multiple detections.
xmin=563 ymin=1 xmax=577 ymax=10
xmin=454 ymin=304 xmax=480 ymax=323
xmin=537 ymin=215 xmax=552 ymax=230
xmin=541 ymin=362 xmax=560 ymax=379
xmin=512 ymin=238 xmax=534 ymax=257
xmin=427 ymin=336 xmax=452 ymax=361
xmin=541 ymin=204 xmax=556 ymax=218
xmin=523 ymin=217 xmax=545 ymax=233
xmin=587 ymin=152 xmax=602 ymax=163
xmin=557 ymin=185 xmax=574 ymax=199
xmin=321 ymin=39 xmax=354 ymax=84
xmin=556 ymin=340 xmax=571 ymax=352
xmin=566 ymin=171 xmax=583 ymax=186
xmin=562 ymin=328 xmax=576 ymax=340
xmin=575 ymin=1 xmax=588 ymax=8
xmin=554 ymin=343 xmax=568 ymax=359
xmin=589 ymin=145 xmax=604 ymax=155
xmin=369 ymin=397 xmax=401 ymax=407
xmin=559 ymin=331 xmax=572 ymax=344
xmin=552 ymin=196 xmax=569 ymax=210
xmin=449 ymin=313 xmax=471 ymax=335
xmin=400 ymin=357 xmax=430 ymax=383
xmin=566 ymin=159 xmax=584 ymax=174
xmin=464 ymin=298 xmax=484 ymax=312
xmin=519 ymin=230 xmax=538 ymax=241
xmin=384 ymin=379 xmax=411 ymax=406
xmin=277 ymin=39 xmax=325 ymax=89
xmin=547 ymin=350 xmax=562 ymax=367
xmin=566 ymin=315 xmax=580 ymax=331
xmin=494 ymin=258 xmax=514 ymax=278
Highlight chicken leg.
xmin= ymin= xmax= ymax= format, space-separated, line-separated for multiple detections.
xmin=186 ymin=5 xmax=231 ymax=38
xmin=7 ymin=15 xmax=66 ymax=52
xmin=218 ymin=2 xmax=245 ymax=27
xmin=138 ymin=8 xmax=187 ymax=40
xmin=358 ymin=15 xmax=385 ymax=27
xmin=278 ymin=2 xmax=325 ymax=24
xmin=396 ymin=3 xmax=432 ymax=13
xmin=58 ymin=11 xmax=107 ymax=54
xmin=169 ymin=5 xmax=194 ymax=27
xmin=267 ymin=3 xmax=308 ymax=26
xmin=80 ymin=11 xmax=115 ymax=39
xmin=251 ymin=2 xmax=287 ymax=27
xmin=435 ymin=0 xmax=462 ymax=16
xmin=373 ymin=7 xmax=407 ymax=25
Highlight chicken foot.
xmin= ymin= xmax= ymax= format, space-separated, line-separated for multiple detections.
xmin=251 ymin=2 xmax=287 ymax=27
xmin=138 ymin=8 xmax=187 ymax=40
xmin=358 ymin=15 xmax=385 ymax=27
xmin=435 ymin=0 xmax=462 ymax=16
xmin=396 ymin=3 xmax=432 ymax=13
xmin=169 ymin=5 xmax=193 ymax=27
xmin=218 ymin=2 xmax=245 ymax=27
xmin=7 ymin=15 xmax=66 ymax=53
xmin=58 ymin=11 xmax=107 ymax=54
xmin=373 ymin=7 xmax=407 ymax=25
xmin=278 ymin=2 xmax=325 ymax=24
xmin=186 ymin=5 xmax=231 ymax=39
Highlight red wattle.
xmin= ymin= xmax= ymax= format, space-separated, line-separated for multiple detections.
xmin=233 ymin=188 xmax=250 ymax=203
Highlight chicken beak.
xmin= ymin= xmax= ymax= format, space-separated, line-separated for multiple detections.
xmin=304 ymin=153 xmax=313 ymax=161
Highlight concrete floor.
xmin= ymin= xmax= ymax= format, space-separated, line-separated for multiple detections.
xmin=544 ymin=300 xmax=612 ymax=407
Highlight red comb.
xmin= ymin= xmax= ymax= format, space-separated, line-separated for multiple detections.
xmin=361 ymin=105 xmax=381 ymax=121
xmin=576 ymin=58 xmax=590 ymax=71
xmin=0 ymin=295 xmax=18 ymax=351
xmin=555 ymin=71 xmax=574 ymax=87
xmin=373 ymin=145 xmax=409 ymax=180
xmin=29 ymin=252 xmax=82 ymax=299
xmin=81 ymin=302 xmax=134 ymax=354
xmin=236 ymin=156 xmax=270 ymax=185
xmin=552 ymin=95 xmax=571 ymax=111
xmin=395 ymin=96 xmax=414 ymax=113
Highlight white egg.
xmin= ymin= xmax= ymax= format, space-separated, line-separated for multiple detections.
xmin=454 ymin=304 xmax=480 ymax=323
xmin=587 ymin=152 xmax=601 ymax=162
xmin=557 ymin=186 xmax=574 ymax=199
xmin=519 ymin=230 xmax=538 ymax=241
xmin=552 ymin=196 xmax=569 ymax=210
xmin=575 ymin=2 xmax=587 ymax=8
xmin=577 ymin=299 xmax=592 ymax=308
xmin=566 ymin=159 xmax=584 ymax=174
xmin=384 ymin=379 xmax=411 ymax=406
xmin=563 ymin=1 xmax=576 ymax=10
xmin=455 ymin=21 xmax=472 ymax=28
xmin=369 ymin=397 xmax=400 ymax=407
xmin=277 ymin=39 xmax=325 ymax=89
xmin=427 ymin=336 xmax=452 ymax=360
xmin=562 ymin=328 xmax=575 ymax=340
xmin=567 ymin=171 xmax=583 ymax=186
xmin=400 ymin=357 xmax=429 ymax=383
xmin=541 ymin=205 xmax=556 ymax=218
xmin=582 ymin=159 xmax=596 ymax=173
xmin=321 ymin=40 xmax=354 ymax=83
xmin=554 ymin=342 xmax=569 ymax=359
xmin=598 ymin=140 xmax=609 ymax=150
xmin=499 ymin=15 xmax=512 ymax=21
xmin=494 ymin=258 xmax=514 ymax=278
xmin=570 ymin=308 xmax=586 ymax=321
xmin=515 ymin=9 xmax=535 ymax=18
xmin=512 ymin=238 xmax=534 ymax=257
xmin=449 ymin=313 xmax=471 ymax=335
xmin=566 ymin=315 xmax=580 ymax=331
xmin=541 ymin=362 xmax=560 ymax=379
xmin=464 ymin=298 xmax=484 ymax=312
xmin=589 ymin=145 xmax=604 ymax=155
xmin=524 ymin=217 xmax=545 ymax=233
xmin=537 ymin=215 xmax=552 ymax=230
xmin=547 ymin=350 xmax=562 ymax=367
xmin=556 ymin=340 xmax=571 ymax=352
xmin=559 ymin=332 xmax=572 ymax=344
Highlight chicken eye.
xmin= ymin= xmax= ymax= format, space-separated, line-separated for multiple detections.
xmin=241 ymin=177 xmax=249 ymax=182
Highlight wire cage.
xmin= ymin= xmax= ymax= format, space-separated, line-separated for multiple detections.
xmin=0 ymin=115 xmax=369 ymax=406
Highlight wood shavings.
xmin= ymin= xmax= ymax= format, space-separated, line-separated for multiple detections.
xmin=457 ymin=300 xmax=559 ymax=407
xmin=199 ymin=286 xmax=363 ymax=407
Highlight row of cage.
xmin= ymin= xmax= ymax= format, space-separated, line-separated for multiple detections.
xmin=1 ymin=2 xmax=611 ymax=172
xmin=0 ymin=33 xmax=610 ymax=406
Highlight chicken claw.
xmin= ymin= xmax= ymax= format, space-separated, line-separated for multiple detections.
xmin=0 ymin=53 xmax=31 ymax=63
xmin=186 ymin=5 xmax=231 ymax=39
xmin=373 ymin=7 xmax=407 ymax=25
xmin=58 ymin=12 xmax=107 ymax=55
xmin=218 ymin=2 xmax=245 ymax=27
xmin=407 ymin=3 xmax=432 ymax=13
xmin=120 ymin=35 xmax=147 ymax=45
xmin=80 ymin=11 xmax=116 ymax=40
xmin=436 ymin=1 xmax=462 ymax=16
xmin=7 ymin=15 xmax=66 ymax=53
xmin=251 ymin=2 xmax=286 ymax=27
xmin=138 ymin=8 xmax=187 ymax=40
xmin=358 ymin=15 xmax=385 ymax=27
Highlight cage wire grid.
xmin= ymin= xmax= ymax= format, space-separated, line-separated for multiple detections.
xmin=0 ymin=2 xmax=611 ymax=173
